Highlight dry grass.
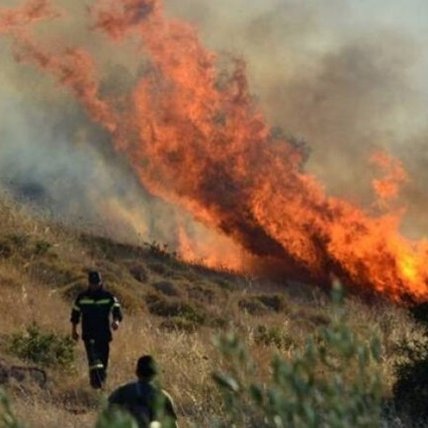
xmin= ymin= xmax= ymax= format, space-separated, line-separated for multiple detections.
xmin=0 ymin=195 xmax=426 ymax=427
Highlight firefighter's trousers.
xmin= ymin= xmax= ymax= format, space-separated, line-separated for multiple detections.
xmin=84 ymin=339 xmax=110 ymax=389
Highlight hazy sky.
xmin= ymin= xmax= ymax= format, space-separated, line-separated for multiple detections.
xmin=344 ymin=0 xmax=428 ymax=86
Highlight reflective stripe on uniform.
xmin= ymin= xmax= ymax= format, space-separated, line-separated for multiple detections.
xmin=79 ymin=298 xmax=95 ymax=304
xmin=95 ymin=299 xmax=112 ymax=305
xmin=73 ymin=305 xmax=81 ymax=312
xmin=113 ymin=302 xmax=121 ymax=308
xmin=89 ymin=363 xmax=104 ymax=370
xmin=79 ymin=298 xmax=111 ymax=305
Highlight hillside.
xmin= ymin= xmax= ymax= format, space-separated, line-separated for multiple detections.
xmin=0 ymin=193 xmax=425 ymax=427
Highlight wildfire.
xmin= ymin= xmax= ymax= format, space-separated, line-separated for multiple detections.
xmin=371 ymin=151 xmax=408 ymax=204
xmin=178 ymin=227 xmax=245 ymax=271
xmin=2 ymin=0 xmax=428 ymax=302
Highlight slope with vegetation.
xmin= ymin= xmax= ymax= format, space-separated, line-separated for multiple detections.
xmin=0 ymin=194 xmax=426 ymax=427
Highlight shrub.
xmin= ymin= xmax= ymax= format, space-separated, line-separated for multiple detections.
xmin=187 ymin=285 xmax=215 ymax=304
xmin=151 ymin=281 xmax=179 ymax=297
xmin=159 ymin=317 xmax=197 ymax=333
xmin=95 ymin=406 xmax=138 ymax=428
xmin=213 ymin=278 xmax=233 ymax=291
xmin=145 ymin=241 xmax=176 ymax=260
xmin=238 ymin=294 xmax=287 ymax=316
xmin=33 ymin=240 xmax=52 ymax=256
xmin=0 ymin=388 xmax=23 ymax=428
xmin=0 ymin=240 xmax=12 ymax=259
xmin=108 ymin=284 xmax=142 ymax=314
xmin=0 ymin=234 xmax=53 ymax=259
xmin=7 ymin=234 xmax=28 ymax=249
xmin=128 ymin=264 xmax=148 ymax=283
xmin=147 ymin=262 xmax=169 ymax=276
xmin=213 ymin=284 xmax=383 ymax=427
xmin=0 ymin=234 xmax=30 ymax=259
xmin=96 ymin=395 xmax=177 ymax=428
xmin=28 ymin=260 xmax=80 ymax=286
xmin=238 ymin=298 xmax=267 ymax=315
xmin=145 ymin=294 xmax=206 ymax=325
xmin=7 ymin=323 xmax=75 ymax=369
xmin=256 ymin=294 xmax=287 ymax=312
xmin=254 ymin=326 xmax=295 ymax=350
xmin=392 ymin=334 xmax=428 ymax=423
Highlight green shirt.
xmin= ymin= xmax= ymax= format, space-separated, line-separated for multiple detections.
xmin=108 ymin=380 xmax=177 ymax=428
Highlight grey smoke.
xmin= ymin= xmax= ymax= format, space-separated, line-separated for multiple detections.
xmin=0 ymin=38 xmax=186 ymax=245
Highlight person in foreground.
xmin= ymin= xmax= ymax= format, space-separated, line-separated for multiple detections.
xmin=70 ymin=270 xmax=123 ymax=389
xmin=108 ymin=355 xmax=178 ymax=428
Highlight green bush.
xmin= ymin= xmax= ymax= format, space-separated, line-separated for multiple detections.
xmin=0 ymin=388 xmax=24 ymax=428
xmin=8 ymin=323 xmax=75 ymax=368
xmin=392 ymin=334 xmax=428 ymax=423
xmin=213 ymin=285 xmax=383 ymax=427
xmin=145 ymin=294 xmax=206 ymax=325
xmin=256 ymin=294 xmax=287 ymax=312
xmin=95 ymin=407 xmax=138 ymax=428
xmin=33 ymin=240 xmax=52 ymax=256
xmin=392 ymin=300 xmax=428 ymax=423
xmin=238 ymin=298 xmax=267 ymax=315
xmin=96 ymin=397 xmax=176 ymax=428
xmin=254 ymin=326 xmax=295 ymax=350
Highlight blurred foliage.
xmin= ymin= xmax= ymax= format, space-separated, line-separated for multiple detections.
xmin=7 ymin=323 xmax=75 ymax=369
xmin=95 ymin=407 xmax=139 ymax=428
xmin=212 ymin=284 xmax=383 ymax=427
xmin=0 ymin=388 xmax=24 ymax=428
xmin=393 ymin=331 xmax=428 ymax=423
xmin=96 ymin=394 xmax=176 ymax=428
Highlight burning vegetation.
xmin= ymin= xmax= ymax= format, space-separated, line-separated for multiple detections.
xmin=1 ymin=0 xmax=428 ymax=302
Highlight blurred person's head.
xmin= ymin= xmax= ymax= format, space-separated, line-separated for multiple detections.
xmin=88 ymin=270 xmax=103 ymax=291
xmin=136 ymin=355 xmax=158 ymax=381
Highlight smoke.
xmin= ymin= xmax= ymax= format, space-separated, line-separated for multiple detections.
xmin=1 ymin=0 xmax=428 ymax=270
xmin=0 ymin=0 xmax=226 ymax=253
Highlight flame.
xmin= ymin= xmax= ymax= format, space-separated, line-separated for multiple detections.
xmin=2 ymin=0 xmax=428 ymax=301
xmin=371 ymin=151 xmax=408 ymax=204
xmin=178 ymin=226 xmax=245 ymax=271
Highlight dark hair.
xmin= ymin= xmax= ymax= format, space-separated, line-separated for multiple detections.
xmin=88 ymin=271 xmax=102 ymax=285
xmin=136 ymin=355 xmax=157 ymax=379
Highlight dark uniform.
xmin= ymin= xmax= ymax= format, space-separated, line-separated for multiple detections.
xmin=70 ymin=285 xmax=123 ymax=388
xmin=108 ymin=380 xmax=177 ymax=428
xmin=108 ymin=355 xmax=178 ymax=428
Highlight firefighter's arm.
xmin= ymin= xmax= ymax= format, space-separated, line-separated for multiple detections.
xmin=111 ymin=296 xmax=123 ymax=330
xmin=70 ymin=298 xmax=81 ymax=341
xmin=71 ymin=323 xmax=79 ymax=341
xmin=111 ymin=319 xmax=120 ymax=330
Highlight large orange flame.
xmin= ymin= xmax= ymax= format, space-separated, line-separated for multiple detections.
xmin=2 ymin=0 xmax=428 ymax=301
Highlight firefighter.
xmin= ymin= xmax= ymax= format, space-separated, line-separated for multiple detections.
xmin=71 ymin=271 xmax=123 ymax=389
xmin=108 ymin=355 xmax=178 ymax=428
